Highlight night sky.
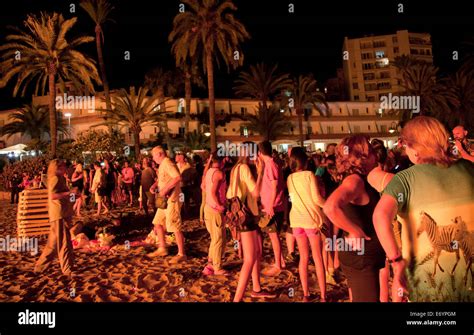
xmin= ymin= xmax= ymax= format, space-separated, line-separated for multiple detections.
xmin=0 ymin=0 xmax=473 ymax=110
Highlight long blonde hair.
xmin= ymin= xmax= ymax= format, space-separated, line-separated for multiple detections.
xmin=401 ymin=116 xmax=456 ymax=167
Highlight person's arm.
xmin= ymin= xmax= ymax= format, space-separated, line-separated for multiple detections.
xmin=159 ymin=162 xmax=181 ymax=197
xmin=149 ymin=181 xmax=158 ymax=194
xmin=50 ymin=176 xmax=74 ymax=200
xmin=210 ymin=170 xmax=226 ymax=212
xmin=323 ymin=174 xmax=370 ymax=239
xmin=71 ymin=172 xmax=81 ymax=183
xmin=265 ymin=180 xmax=277 ymax=216
xmin=160 ymin=176 xmax=181 ymax=196
xmin=373 ymin=194 xmax=400 ymax=260
xmin=455 ymin=140 xmax=474 ymax=162
xmin=250 ymin=157 xmax=264 ymax=198
xmin=201 ymin=156 xmax=213 ymax=191
xmin=264 ymin=160 xmax=282 ymax=216
xmin=373 ymin=194 xmax=407 ymax=300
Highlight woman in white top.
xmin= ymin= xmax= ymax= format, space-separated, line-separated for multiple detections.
xmin=287 ymin=147 xmax=326 ymax=302
xmin=91 ymin=162 xmax=109 ymax=216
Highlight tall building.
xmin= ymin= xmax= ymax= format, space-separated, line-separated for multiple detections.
xmin=342 ymin=30 xmax=433 ymax=102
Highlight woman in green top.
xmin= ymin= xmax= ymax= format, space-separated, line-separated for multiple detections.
xmin=374 ymin=116 xmax=474 ymax=301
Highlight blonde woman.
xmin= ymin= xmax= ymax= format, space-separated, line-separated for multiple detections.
xmin=34 ymin=159 xmax=76 ymax=275
xmin=374 ymin=117 xmax=474 ymax=301
xmin=229 ymin=142 xmax=276 ymax=302
xmin=71 ymin=163 xmax=87 ymax=217
xmin=287 ymin=147 xmax=327 ymax=302
xmin=91 ymin=162 xmax=109 ymax=216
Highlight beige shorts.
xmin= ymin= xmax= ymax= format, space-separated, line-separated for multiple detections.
xmin=152 ymin=199 xmax=182 ymax=232
xmin=94 ymin=191 xmax=102 ymax=203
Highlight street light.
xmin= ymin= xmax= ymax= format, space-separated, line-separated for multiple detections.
xmin=203 ymin=125 xmax=211 ymax=137
xmin=389 ymin=121 xmax=398 ymax=134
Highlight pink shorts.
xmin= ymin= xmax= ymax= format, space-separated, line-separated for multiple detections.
xmin=292 ymin=227 xmax=319 ymax=237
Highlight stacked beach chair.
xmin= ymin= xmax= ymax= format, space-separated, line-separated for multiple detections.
xmin=17 ymin=189 xmax=50 ymax=238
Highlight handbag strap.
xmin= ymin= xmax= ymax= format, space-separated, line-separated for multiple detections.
xmin=290 ymin=173 xmax=317 ymax=224
xmin=231 ymin=164 xmax=242 ymax=199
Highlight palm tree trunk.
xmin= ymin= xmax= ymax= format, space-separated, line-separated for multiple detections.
xmin=184 ymin=72 xmax=192 ymax=136
xmin=157 ymin=89 xmax=173 ymax=156
xmin=48 ymin=70 xmax=58 ymax=158
xmin=133 ymin=131 xmax=140 ymax=159
xmin=297 ymin=108 xmax=304 ymax=146
xmin=95 ymin=25 xmax=112 ymax=133
xmin=206 ymin=52 xmax=217 ymax=152
xmin=162 ymin=121 xmax=173 ymax=158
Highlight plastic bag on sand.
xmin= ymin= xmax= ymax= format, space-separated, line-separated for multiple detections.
xmin=72 ymin=233 xmax=89 ymax=249
xmin=98 ymin=233 xmax=115 ymax=247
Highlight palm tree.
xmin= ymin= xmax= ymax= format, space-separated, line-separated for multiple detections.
xmin=80 ymin=0 xmax=115 ymax=131
xmin=169 ymin=0 xmax=250 ymax=151
xmin=0 ymin=12 xmax=101 ymax=157
xmin=97 ymin=87 xmax=159 ymax=158
xmin=244 ymin=103 xmax=291 ymax=141
xmin=145 ymin=67 xmax=177 ymax=154
xmin=392 ymin=56 xmax=451 ymax=117
xmin=442 ymin=63 xmax=474 ymax=131
xmin=0 ymin=103 xmax=67 ymax=141
xmin=289 ymin=74 xmax=328 ymax=145
xmin=185 ymin=130 xmax=210 ymax=150
xmin=234 ymin=63 xmax=292 ymax=109
xmin=175 ymin=63 xmax=205 ymax=136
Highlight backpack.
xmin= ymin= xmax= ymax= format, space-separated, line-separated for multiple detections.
xmin=222 ymin=164 xmax=253 ymax=231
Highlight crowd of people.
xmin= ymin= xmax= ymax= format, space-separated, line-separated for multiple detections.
xmin=9 ymin=118 xmax=474 ymax=302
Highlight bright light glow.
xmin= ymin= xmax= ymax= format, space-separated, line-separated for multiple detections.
xmin=64 ymin=113 xmax=72 ymax=117
xmin=389 ymin=129 xmax=395 ymax=134
xmin=314 ymin=142 xmax=325 ymax=151
xmin=280 ymin=109 xmax=285 ymax=113
xmin=31 ymin=151 xmax=36 ymax=156
xmin=204 ymin=132 xmax=211 ymax=137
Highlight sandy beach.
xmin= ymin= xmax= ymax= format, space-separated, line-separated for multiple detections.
xmin=0 ymin=200 xmax=349 ymax=302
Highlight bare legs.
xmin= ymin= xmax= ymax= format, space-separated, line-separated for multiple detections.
xmin=233 ymin=230 xmax=261 ymax=302
xmin=295 ymin=232 xmax=326 ymax=301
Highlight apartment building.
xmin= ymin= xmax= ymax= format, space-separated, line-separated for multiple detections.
xmin=0 ymin=91 xmax=400 ymax=153
xmin=343 ymin=30 xmax=433 ymax=102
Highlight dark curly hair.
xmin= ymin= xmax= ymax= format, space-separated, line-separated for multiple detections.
xmin=336 ymin=135 xmax=377 ymax=177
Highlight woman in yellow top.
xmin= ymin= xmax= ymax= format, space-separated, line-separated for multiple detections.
xmin=228 ymin=142 xmax=276 ymax=302
xmin=287 ymin=147 xmax=326 ymax=302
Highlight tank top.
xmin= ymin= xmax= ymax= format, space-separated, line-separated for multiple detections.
xmin=338 ymin=174 xmax=386 ymax=270
xmin=205 ymin=167 xmax=227 ymax=210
